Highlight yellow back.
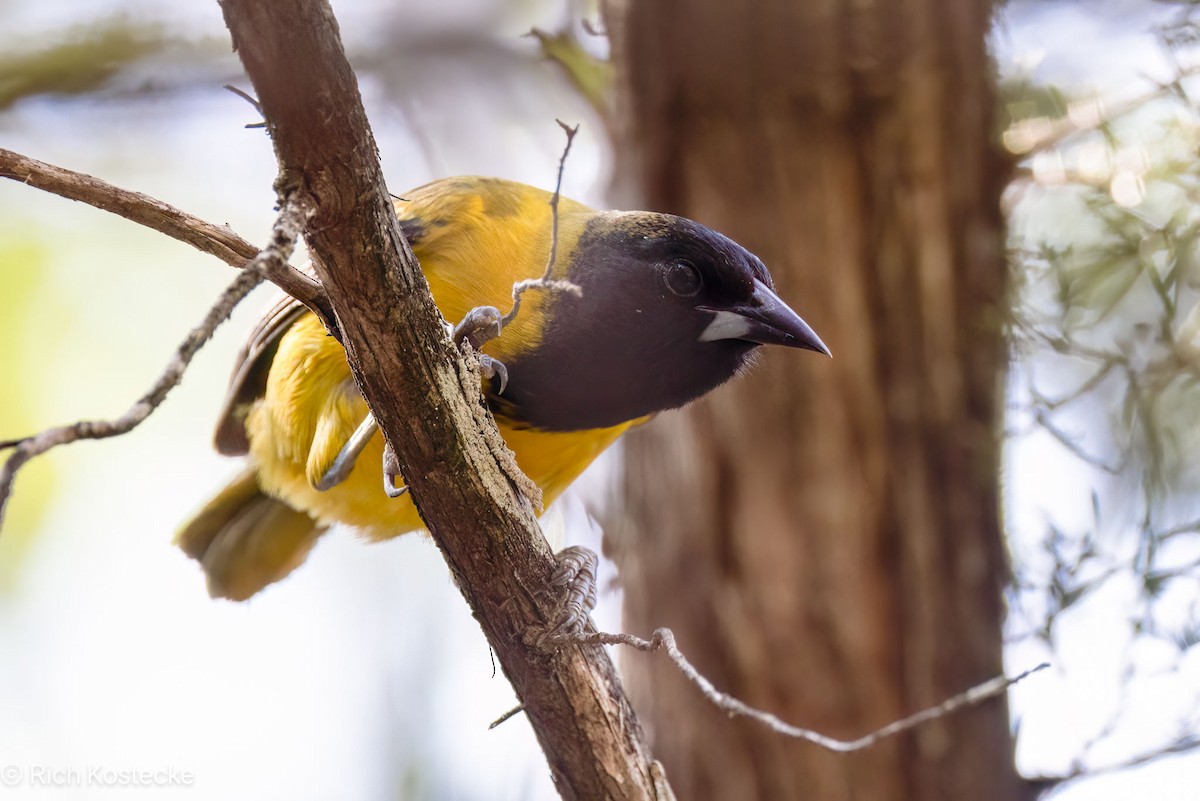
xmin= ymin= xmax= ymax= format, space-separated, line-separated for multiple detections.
xmin=247 ymin=178 xmax=635 ymax=538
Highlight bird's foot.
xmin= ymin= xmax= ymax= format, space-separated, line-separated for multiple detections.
xmin=313 ymin=413 xmax=408 ymax=499
xmin=315 ymin=414 xmax=379 ymax=491
xmin=452 ymin=305 xmax=509 ymax=394
xmin=382 ymin=440 xmax=409 ymax=498
xmin=536 ymin=545 xmax=599 ymax=645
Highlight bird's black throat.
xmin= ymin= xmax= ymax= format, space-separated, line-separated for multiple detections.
xmin=487 ymin=215 xmax=763 ymax=432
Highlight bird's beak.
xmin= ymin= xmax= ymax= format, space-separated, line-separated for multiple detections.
xmin=699 ymin=278 xmax=831 ymax=356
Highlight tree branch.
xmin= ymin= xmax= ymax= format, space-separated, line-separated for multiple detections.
xmin=0 ymin=147 xmax=337 ymax=332
xmin=1025 ymin=731 xmax=1200 ymax=798
xmin=217 ymin=0 xmax=661 ymax=797
xmin=495 ymin=629 xmax=1049 ymax=750
xmin=0 ymin=198 xmax=310 ymax=528
xmin=499 ymin=119 xmax=583 ymax=329
xmin=572 ymin=629 xmax=1049 ymax=752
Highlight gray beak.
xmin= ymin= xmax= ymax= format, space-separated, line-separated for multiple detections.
xmin=699 ymin=278 xmax=831 ymax=356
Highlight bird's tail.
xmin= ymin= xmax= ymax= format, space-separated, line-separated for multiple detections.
xmin=175 ymin=467 xmax=326 ymax=601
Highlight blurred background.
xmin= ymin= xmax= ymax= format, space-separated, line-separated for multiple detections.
xmin=0 ymin=0 xmax=1198 ymax=799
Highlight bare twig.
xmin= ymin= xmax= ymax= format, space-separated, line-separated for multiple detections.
xmin=1028 ymin=360 xmax=1120 ymax=412
xmin=488 ymin=704 xmax=525 ymax=730
xmin=222 ymin=83 xmax=267 ymax=128
xmin=0 ymin=199 xmax=310 ymax=530
xmin=223 ymin=83 xmax=263 ymax=113
xmin=499 ymin=120 xmax=584 ymax=329
xmin=1032 ymin=409 xmax=1125 ymax=474
xmin=1 ymin=148 xmax=252 ymax=264
xmin=543 ymin=120 xmax=577 ymax=281
xmin=0 ymin=148 xmax=336 ymax=332
xmin=572 ymin=628 xmax=1049 ymax=753
xmin=1160 ymin=518 xmax=1200 ymax=541
xmin=1012 ymin=64 xmax=1200 ymax=156
xmin=1027 ymin=732 xmax=1200 ymax=798
xmin=256 ymin=194 xmax=317 ymax=298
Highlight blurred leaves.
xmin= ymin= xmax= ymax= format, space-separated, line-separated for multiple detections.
xmin=0 ymin=238 xmax=57 ymax=593
xmin=528 ymin=27 xmax=612 ymax=123
xmin=1005 ymin=21 xmax=1200 ymax=785
xmin=0 ymin=19 xmax=169 ymax=109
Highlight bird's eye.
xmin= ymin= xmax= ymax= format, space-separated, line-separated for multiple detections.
xmin=663 ymin=260 xmax=702 ymax=297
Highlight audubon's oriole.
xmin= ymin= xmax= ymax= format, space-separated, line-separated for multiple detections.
xmin=177 ymin=176 xmax=829 ymax=600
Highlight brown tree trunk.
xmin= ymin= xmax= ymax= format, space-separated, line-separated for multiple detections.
xmin=606 ymin=1 xmax=1023 ymax=799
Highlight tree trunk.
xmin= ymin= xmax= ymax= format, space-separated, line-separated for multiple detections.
xmin=606 ymin=1 xmax=1023 ymax=799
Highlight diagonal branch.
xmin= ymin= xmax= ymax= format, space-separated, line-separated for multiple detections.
xmin=0 ymin=147 xmax=337 ymax=333
xmin=217 ymin=0 xmax=662 ymax=798
xmin=0 ymin=198 xmax=310 ymax=529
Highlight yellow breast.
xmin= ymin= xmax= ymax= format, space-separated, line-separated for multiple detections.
xmin=248 ymin=313 xmax=635 ymax=538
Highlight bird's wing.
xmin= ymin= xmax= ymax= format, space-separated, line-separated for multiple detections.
xmin=213 ymin=291 xmax=309 ymax=455
xmin=212 ymin=215 xmax=431 ymax=456
xmin=212 ymin=176 xmax=588 ymax=454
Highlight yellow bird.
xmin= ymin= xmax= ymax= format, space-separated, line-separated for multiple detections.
xmin=177 ymin=177 xmax=828 ymax=600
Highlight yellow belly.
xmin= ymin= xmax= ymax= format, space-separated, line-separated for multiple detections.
xmin=247 ymin=314 xmax=636 ymax=538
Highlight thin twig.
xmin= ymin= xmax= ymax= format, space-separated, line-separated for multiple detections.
xmin=0 ymin=199 xmax=310 ymax=531
xmin=1015 ymin=64 xmax=1200 ymax=156
xmin=223 ymin=83 xmax=263 ymax=113
xmin=222 ymin=83 xmax=267 ymax=128
xmin=0 ymin=147 xmax=336 ymax=332
xmin=1032 ymin=409 xmax=1125 ymax=474
xmin=568 ymin=628 xmax=1049 ymax=753
xmin=543 ymin=120 xmax=576 ymax=282
xmin=1028 ymin=359 xmax=1119 ymax=412
xmin=488 ymin=704 xmax=525 ymax=730
xmin=1 ymin=148 xmax=253 ymax=264
xmin=499 ymin=120 xmax=584 ymax=329
xmin=1027 ymin=732 xmax=1200 ymax=798
xmin=1159 ymin=518 xmax=1200 ymax=541
xmin=257 ymin=194 xmax=317 ymax=304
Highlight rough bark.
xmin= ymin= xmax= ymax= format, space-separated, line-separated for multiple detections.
xmin=607 ymin=1 xmax=1022 ymax=800
xmin=218 ymin=1 xmax=660 ymax=797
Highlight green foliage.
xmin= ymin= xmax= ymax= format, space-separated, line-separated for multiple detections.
xmin=0 ymin=19 xmax=169 ymax=110
xmin=1005 ymin=36 xmax=1200 ymax=779
xmin=528 ymin=27 xmax=613 ymax=122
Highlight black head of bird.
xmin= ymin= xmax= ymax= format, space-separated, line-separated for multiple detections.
xmin=495 ymin=211 xmax=830 ymax=432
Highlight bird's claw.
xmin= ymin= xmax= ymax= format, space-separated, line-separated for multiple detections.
xmin=315 ymin=414 xmax=379 ymax=491
xmin=477 ymin=354 xmax=509 ymax=395
xmin=452 ymin=305 xmax=509 ymax=395
xmin=382 ymin=440 xmax=409 ymax=498
xmin=452 ymin=305 xmax=503 ymax=350
xmin=539 ymin=545 xmax=599 ymax=644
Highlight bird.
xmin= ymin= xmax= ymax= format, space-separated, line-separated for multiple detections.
xmin=176 ymin=176 xmax=829 ymax=601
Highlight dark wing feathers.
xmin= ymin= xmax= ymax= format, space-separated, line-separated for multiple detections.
xmin=213 ymin=293 xmax=308 ymax=455
xmin=212 ymin=209 xmax=427 ymax=456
